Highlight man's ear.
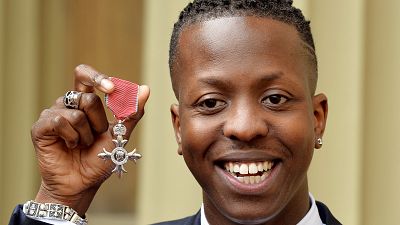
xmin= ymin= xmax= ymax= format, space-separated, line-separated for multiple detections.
xmin=313 ymin=94 xmax=328 ymax=149
xmin=170 ymin=104 xmax=183 ymax=155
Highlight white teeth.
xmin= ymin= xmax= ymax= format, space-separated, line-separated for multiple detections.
xmin=223 ymin=160 xmax=275 ymax=185
xmin=239 ymin=164 xmax=249 ymax=175
xmin=249 ymin=163 xmax=258 ymax=174
xmin=233 ymin=163 xmax=240 ymax=173
xmin=249 ymin=176 xmax=255 ymax=184
xmin=263 ymin=161 xmax=269 ymax=171
xmin=257 ymin=162 xmax=263 ymax=172
xmin=261 ymin=171 xmax=269 ymax=181
xmin=224 ymin=161 xmax=274 ymax=173
xmin=235 ymin=173 xmax=270 ymax=185
xmin=229 ymin=162 xmax=234 ymax=173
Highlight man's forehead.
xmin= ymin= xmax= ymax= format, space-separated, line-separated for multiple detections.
xmin=176 ymin=17 xmax=307 ymax=72
xmin=180 ymin=16 xmax=303 ymax=53
xmin=177 ymin=16 xmax=309 ymax=71
xmin=172 ymin=16 xmax=317 ymax=97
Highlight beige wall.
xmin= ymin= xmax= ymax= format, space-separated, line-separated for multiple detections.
xmin=307 ymin=1 xmax=364 ymax=225
xmin=1 ymin=1 xmax=400 ymax=225
xmin=363 ymin=1 xmax=400 ymax=224
xmin=0 ymin=1 xmax=41 ymax=224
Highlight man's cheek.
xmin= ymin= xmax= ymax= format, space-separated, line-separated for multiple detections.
xmin=183 ymin=120 xmax=214 ymax=146
xmin=279 ymin=115 xmax=313 ymax=145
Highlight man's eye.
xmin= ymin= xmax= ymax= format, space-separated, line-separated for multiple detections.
xmin=262 ymin=95 xmax=288 ymax=105
xmin=199 ymin=99 xmax=225 ymax=108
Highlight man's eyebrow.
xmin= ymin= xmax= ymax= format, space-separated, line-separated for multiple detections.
xmin=197 ymin=77 xmax=232 ymax=88
xmin=197 ymin=72 xmax=284 ymax=88
xmin=257 ymin=72 xmax=283 ymax=84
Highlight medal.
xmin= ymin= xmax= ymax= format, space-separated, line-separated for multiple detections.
xmin=97 ymin=77 xmax=142 ymax=177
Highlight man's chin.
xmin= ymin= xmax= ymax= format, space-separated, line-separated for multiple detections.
xmin=207 ymin=199 xmax=284 ymax=225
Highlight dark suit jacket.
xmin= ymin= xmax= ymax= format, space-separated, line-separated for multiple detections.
xmin=9 ymin=201 xmax=341 ymax=225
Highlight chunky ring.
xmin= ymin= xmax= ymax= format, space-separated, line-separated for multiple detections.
xmin=63 ymin=91 xmax=82 ymax=109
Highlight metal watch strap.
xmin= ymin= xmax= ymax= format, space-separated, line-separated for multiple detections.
xmin=23 ymin=200 xmax=88 ymax=225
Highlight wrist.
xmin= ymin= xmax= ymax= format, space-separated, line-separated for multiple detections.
xmin=35 ymin=183 xmax=100 ymax=216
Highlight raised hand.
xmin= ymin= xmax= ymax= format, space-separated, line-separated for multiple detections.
xmin=31 ymin=65 xmax=150 ymax=215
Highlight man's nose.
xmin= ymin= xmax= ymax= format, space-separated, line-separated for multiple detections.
xmin=222 ymin=102 xmax=268 ymax=142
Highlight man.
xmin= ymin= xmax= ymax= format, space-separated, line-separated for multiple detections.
xmin=9 ymin=0 xmax=341 ymax=224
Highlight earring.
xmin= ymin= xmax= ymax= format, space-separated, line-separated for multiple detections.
xmin=316 ymin=138 xmax=323 ymax=146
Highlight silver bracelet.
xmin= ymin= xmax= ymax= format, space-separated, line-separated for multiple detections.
xmin=23 ymin=200 xmax=88 ymax=225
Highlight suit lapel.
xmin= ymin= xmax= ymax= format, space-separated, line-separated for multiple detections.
xmin=316 ymin=201 xmax=342 ymax=225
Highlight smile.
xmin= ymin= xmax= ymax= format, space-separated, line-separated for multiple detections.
xmin=223 ymin=161 xmax=275 ymax=185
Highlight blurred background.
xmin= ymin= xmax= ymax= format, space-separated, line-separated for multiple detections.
xmin=0 ymin=0 xmax=399 ymax=224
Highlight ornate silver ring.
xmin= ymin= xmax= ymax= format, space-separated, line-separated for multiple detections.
xmin=63 ymin=91 xmax=82 ymax=109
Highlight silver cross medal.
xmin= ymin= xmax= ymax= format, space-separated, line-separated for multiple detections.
xmin=98 ymin=121 xmax=141 ymax=177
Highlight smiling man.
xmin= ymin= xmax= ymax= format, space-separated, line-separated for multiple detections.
xmin=9 ymin=0 xmax=341 ymax=225
xmin=165 ymin=0 xmax=338 ymax=224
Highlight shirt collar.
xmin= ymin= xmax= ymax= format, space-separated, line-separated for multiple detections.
xmin=200 ymin=193 xmax=325 ymax=225
xmin=297 ymin=193 xmax=325 ymax=225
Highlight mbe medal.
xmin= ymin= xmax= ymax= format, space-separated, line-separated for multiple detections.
xmin=97 ymin=77 xmax=141 ymax=177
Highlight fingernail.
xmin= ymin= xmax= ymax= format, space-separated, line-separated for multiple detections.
xmin=139 ymin=84 xmax=149 ymax=92
xmin=101 ymin=79 xmax=114 ymax=91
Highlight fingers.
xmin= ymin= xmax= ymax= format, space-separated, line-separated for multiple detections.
xmin=55 ymin=93 xmax=109 ymax=134
xmin=42 ymin=64 xmax=150 ymax=148
xmin=78 ymin=93 xmax=108 ymax=133
xmin=45 ymin=84 xmax=149 ymax=149
xmin=36 ymin=93 xmax=109 ymax=149
xmin=67 ymin=110 xmax=94 ymax=147
xmin=74 ymin=64 xmax=114 ymax=93
xmin=32 ymin=109 xmax=93 ymax=149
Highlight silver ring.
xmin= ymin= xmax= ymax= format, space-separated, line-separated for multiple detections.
xmin=63 ymin=91 xmax=82 ymax=109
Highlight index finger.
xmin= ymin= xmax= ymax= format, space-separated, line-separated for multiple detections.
xmin=74 ymin=64 xmax=115 ymax=93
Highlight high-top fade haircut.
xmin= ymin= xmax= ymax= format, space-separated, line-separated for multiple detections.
xmin=169 ymin=0 xmax=318 ymax=95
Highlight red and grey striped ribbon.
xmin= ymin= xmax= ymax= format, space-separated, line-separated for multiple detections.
xmin=105 ymin=77 xmax=139 ymax=120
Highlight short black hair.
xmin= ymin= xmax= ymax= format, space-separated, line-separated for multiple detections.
xmin=169 ymin=0 xmax=318 ymax=93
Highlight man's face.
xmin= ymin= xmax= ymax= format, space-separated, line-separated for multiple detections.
xmin=171 ymin=17 xmax=327 ymax=224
